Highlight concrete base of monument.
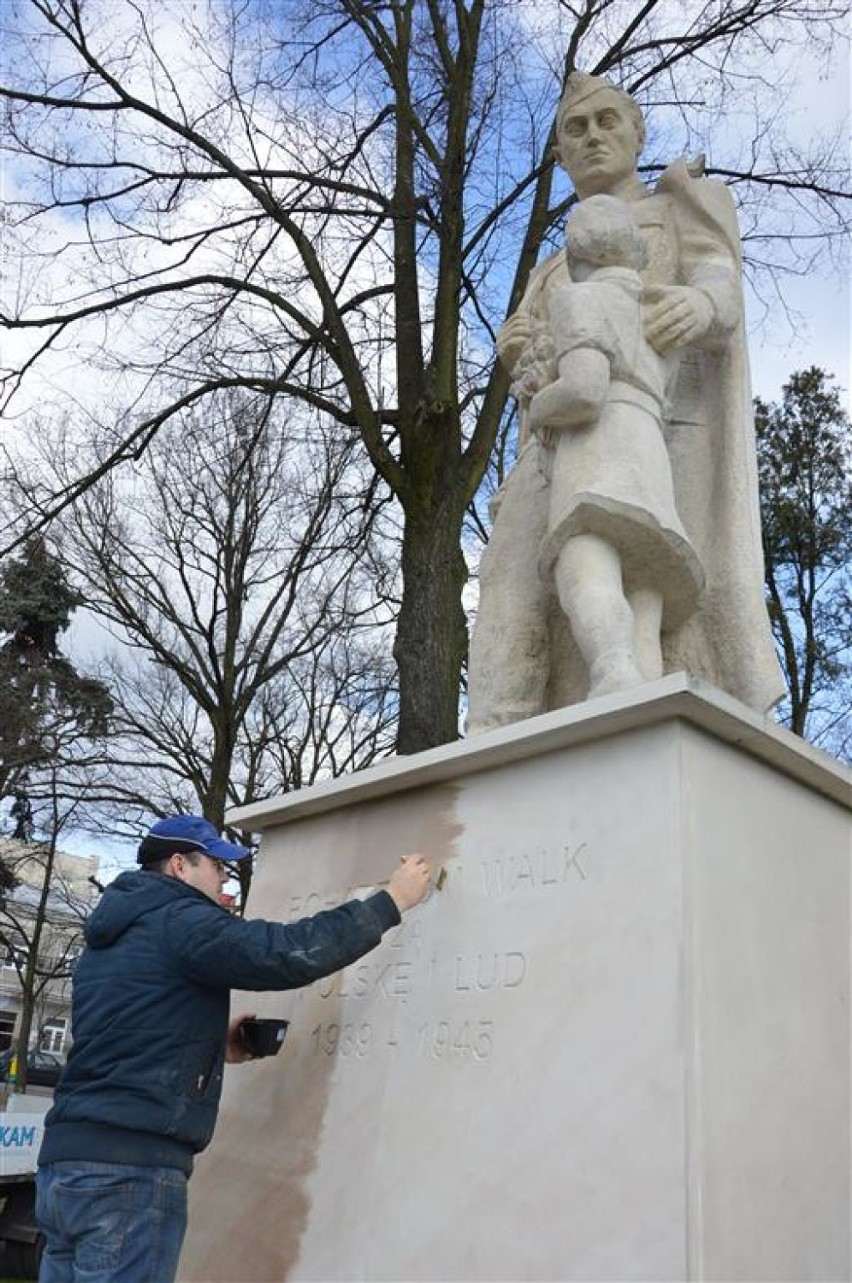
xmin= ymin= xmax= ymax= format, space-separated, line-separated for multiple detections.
xmin=177 ymin=675 xmax=851 ymax=1283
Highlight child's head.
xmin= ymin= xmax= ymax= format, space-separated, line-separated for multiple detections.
xmin=565 ymin=195 xmax=647 ymax=273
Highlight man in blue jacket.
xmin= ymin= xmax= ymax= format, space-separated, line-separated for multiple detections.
xmin=35 ymin=814 xmax=431 ymax=1283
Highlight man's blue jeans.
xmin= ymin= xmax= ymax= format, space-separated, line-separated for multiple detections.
xmin=36 ymin=1160 xmax=188 ymax=1283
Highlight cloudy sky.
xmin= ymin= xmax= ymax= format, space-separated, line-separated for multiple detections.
xmin=743 ymin=45 xmax=849 ymax=407
xmin=1 ymin=1 xmax=848 ymax=867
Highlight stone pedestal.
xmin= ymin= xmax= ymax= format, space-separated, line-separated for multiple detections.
xmin=178 ymin=676 xmax=851 ymax=1283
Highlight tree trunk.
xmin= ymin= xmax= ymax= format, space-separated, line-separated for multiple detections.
xmin=12 ymin=994 xmax=35 ymax=1094
xmin=13 ymin=842 xmax=55 ymax=1093
xmin=205 ymin=725 xmax=234 ymax=832
xmin=394 ymin=495 xmax=468 ymax=755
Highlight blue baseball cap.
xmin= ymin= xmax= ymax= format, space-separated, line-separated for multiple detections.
xmin=137 ymin=815 xmax=252 ymax=865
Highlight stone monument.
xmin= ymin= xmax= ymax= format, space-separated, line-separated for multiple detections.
xmin=178 ymin=678 xmax=851 ymax=1282
xmin=467 ymin=73 xmax=784 ymax=731
xmin=176 ymin=75 xmax=851 ymax=1283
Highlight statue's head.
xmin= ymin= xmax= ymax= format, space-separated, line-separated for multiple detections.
xmin=555 ymin=73 xmax=645 ymax=198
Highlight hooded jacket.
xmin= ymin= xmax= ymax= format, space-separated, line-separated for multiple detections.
xmin=39 ymin=869 xmax=400 ymax=1175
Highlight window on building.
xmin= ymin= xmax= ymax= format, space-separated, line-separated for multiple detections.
xmin=0 ymin=1012 xmax=16 ymax=1051
xmin=40 ymin=1019 xmax=67 ymax=1054
xmin=1 ymin=944 xmax=28 ymax=971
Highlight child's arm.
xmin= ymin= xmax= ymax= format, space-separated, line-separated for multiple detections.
xmin=528 ymin=346 xmax=609 ymax=436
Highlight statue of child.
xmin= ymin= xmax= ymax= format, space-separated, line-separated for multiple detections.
xmin=529 ymin=194 xmax=704 ymax=697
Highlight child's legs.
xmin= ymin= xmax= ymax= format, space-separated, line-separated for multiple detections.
xmin=628 ymin=587 xmax=664 ymax=681
xmin=553 ymin=533 xmax=643 ymax=695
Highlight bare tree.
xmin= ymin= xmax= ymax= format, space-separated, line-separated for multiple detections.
xmin=2 ymin=0 xmax=849 ymax=750
xmin=27 ymin=393 xmax=397 ymax=871
xmin=0 ymin=799 xmax=96 ymax=1092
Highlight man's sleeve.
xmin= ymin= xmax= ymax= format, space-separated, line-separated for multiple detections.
xmin=167 ymin=891 xmax=401 ymax=990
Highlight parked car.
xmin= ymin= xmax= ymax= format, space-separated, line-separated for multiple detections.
xmin=0 ymin=1048 xmax=63 ymax=1088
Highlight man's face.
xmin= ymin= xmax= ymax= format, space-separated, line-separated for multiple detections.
xmin=174 ymin=851 xmax=229 ymax=903
xmin=557 ymin=90 xmax=641 ymax=197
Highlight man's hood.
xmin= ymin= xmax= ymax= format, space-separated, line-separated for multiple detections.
xmin=85 ymin=869 xmax=190 ymax=948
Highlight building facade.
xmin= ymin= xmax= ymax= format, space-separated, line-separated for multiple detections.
xmin=0 ymin=840 xmax=100 ymax=1058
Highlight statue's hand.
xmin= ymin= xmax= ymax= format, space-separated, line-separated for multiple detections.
xmin=497 ymin=312 xmax=535 ymax=375
xmin=643 ymin=285 xmax=715 ymax=354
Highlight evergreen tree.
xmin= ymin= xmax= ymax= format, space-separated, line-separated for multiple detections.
xmin=756 ymin=368 xmax=851 ymax=755
xmin=0 ymin=541 xmax=111 ymax=1085
xmin=0 ymin=539 xmax=112 ymax=816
